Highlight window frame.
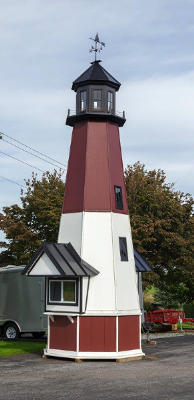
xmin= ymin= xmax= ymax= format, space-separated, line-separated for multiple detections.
xmin=80 ymin=90 xmax=87 ymax=111
xmin=107 ymin=91 xmax=114 ymax=113
xmin=114 ymin=185 xmax=124 ymax=210
xmin=119 ymin=237 xmax=128 ymax=261
xmin=92 ymin=89 xmax=102 ymax=110
xmin=48 ymin=278 xmax=78 ymax=306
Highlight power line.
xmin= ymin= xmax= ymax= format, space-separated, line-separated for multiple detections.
xmin=0 ymin=150 xmax=44 ymax=172
xmin=0 ymin=175 xmax=24 ymax=188
xmin=1 ymin=137 xmax=66 ymax=170
xmin=0 ymin=131 xmax=66 ymax=168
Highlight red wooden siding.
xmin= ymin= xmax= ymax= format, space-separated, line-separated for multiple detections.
xmin=50 ymin=316 xmax=77 ymax=351
xmin=62 ymin=121 xmax=128 ymax=214
xmin=79 ymin=316 xmax=116 ymax=352
xmin=107 ymin=123 xmax=128 ymax=213
xmin=62 ymin=122 xmax=88 ymax=213
xmin=118 ymin=315 xmax=140 ymax=351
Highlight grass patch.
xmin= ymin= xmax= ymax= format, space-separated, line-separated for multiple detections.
xmin=182 ymin=323 xmax=194 ymax=330
xmin=0 ymin=341 xmax=45 ymax=357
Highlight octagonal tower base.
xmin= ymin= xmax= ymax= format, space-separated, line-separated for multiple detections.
xmin=44 ymin=315 xmax=144 ymax=361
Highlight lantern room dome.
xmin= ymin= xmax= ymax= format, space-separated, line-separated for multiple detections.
xmin=72 ymin=60 xmax=121 ymax=92
xmin=66 ymin=60 xmax=125 ymax=127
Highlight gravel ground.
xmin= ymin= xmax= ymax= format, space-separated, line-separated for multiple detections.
xmin=0 ymin=335 xmax=194 ymax=400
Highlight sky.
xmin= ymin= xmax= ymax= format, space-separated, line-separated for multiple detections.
xmin=0 ymin=0 xmax=194 ymax=221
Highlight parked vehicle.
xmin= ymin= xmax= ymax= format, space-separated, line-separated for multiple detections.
xmin=0 ymin=265 xmax=47 ymax=339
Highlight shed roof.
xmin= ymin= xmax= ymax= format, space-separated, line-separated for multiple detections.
xmin=134 ymin=249 xmax=152 ymax=272
xmin=23 ymin=242 xmax=99 ymax=277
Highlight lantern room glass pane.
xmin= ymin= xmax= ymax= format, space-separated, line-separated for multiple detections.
xmin=49 ymin=281 xmax=61 ymax=302
xmin=93 ymin=89 xmax=102 ymax=109
xmin=108 ymin=91 xmax=113 ymax=112
xmin=80 ymin=90 xmax=86 ymax=111
xmin=63 ymin=281 xmax=76 ymax=302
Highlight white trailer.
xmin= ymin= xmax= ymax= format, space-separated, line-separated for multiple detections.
xmin=0 ymin=265 xmax=47 ymax=339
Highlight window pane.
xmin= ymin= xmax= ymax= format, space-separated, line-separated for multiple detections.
xmin=93 ymin=90 xmax=102 ymax=100
xmin=80 ymin=91 xmax=86 ymax=111
xmin=93 ymin=90 xmax=102 ymax=109
xmin=108 ymin=91 xmax=113 ymax=112
xmin=50 ymin=281 xmax=61 ymax=302
xmin=119 ymin=237 xmax=128 ymax=261
xmin=63 ymin=281 xmax=76 ymax=302
xmin=81 ymin=91 xmax=86 ymax=100
xmin=114 ymin=185 xmax=123 ymax=210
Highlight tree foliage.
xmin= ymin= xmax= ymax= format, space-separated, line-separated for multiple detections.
xmin=125 ymin=162 xmax=194 ymax=302
xmin=0 ymin=170 xmax=64 ymax=266
xmin=0 ymin=162 xmax=193 ymax=303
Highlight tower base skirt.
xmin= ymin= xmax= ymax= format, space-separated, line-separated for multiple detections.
xmin=45 ymin=314 xmax=144 ymax=361
xmin=44 ymin=348 xmax=144 ymax=361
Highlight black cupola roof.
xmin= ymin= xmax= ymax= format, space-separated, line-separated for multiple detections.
xmin=72 ymin=60 xmax=121 ymax=92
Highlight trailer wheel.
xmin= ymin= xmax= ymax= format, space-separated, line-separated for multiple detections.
xmin=32 ymin=332 xmax=45 ymax=339
xmin=4 ymin=323 xmax=20 ymax=340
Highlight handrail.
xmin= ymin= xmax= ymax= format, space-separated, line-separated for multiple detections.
xmin=67 ymin=109 xmax=125 ymax=119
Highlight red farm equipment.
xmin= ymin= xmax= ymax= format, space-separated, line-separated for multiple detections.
xmin=146 ymin=309 xmax=194 ymax=327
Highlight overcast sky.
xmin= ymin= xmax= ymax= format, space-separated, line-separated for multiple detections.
xmin=0 ymin=0 xmax=194 ymax=218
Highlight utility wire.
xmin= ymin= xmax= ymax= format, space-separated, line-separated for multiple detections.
xmin=1 ymin=137 xmax=66 ymax=170
xmin=0 ymin=175 xmax=24 ymax=188
xmin=0 ymin=131 xmax=66 ymax=168
xmin=0 ymin=150 xmax=44 ymax=173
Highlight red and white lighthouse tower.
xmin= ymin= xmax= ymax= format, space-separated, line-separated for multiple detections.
xmin=25 ymin=37 xmax=144 ymax=360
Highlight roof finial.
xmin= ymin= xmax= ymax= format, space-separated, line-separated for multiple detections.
xmin=89 ymin=33 xmax=105 ymax=62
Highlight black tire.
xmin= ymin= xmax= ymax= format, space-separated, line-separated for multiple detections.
xmin=3 ymin=322 xmax=20 ymax=340
xmin=32 ymin=332 xmax=45 ymax=339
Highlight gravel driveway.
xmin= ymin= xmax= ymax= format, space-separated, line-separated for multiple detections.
xmin=0 ymin=335 xmax=193 ymax=400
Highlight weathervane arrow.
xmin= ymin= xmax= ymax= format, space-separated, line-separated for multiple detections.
xmin=89 ymin=33 xmax=105 ymax=61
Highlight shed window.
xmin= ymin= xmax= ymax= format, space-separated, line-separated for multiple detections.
xmin=49 ymin=280 xmax=76 ymax=304
xmin=108 ymin=91 xmax=113 ymax=112
xmin=119 ymin=237 xmax=128 ymax=261
xmin=80 ymin=91 xmax=86 ymax=111
xmin=93 ymin=89 xmax=102 ymax=109
xmin=114 ymin=185 xmax=123 ymax=210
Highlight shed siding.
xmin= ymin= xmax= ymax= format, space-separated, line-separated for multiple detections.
xmin=79 ymin=316 xmax=116 ymax=352
xmin=118 ymin=315 xmax=140 ymax=351
xmin=50 ymin=316 xmax=77 ymax=351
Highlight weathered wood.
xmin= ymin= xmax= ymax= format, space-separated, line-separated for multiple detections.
xmin=116 ymin=356 xmax=142 ymax=363
xmin=145 ymin=340 xmax=157 ymax=345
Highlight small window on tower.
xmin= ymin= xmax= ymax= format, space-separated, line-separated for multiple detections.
xmin=80 ymin=90 xmax=86 ymax=111
xmin=93 ymin=89 xmax=102 ymax=109
xmin=114 ymin=185 xmax=123 ymax=210
xmin=119 ymin=237 xmax=128 ymax=261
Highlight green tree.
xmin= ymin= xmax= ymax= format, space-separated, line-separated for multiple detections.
xmin=125 ymin=162 xmax=194 ymax=302
xmin=0 ymin=163 xmax=193 ymax=304
xmin=0 ymin=170 xmax=64 ymax=266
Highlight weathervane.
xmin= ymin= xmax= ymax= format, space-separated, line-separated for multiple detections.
xmin=89 ymin=33 xmax=105 ymax=61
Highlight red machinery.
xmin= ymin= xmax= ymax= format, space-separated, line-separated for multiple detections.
xmin=146 ymin=309 xmax=194 ymax=325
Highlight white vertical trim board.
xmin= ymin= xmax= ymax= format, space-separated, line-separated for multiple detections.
xmin=77 ymin=316 xmax=80 ymax=353
xmin=116 ymin=316 xmax=118 ymax=352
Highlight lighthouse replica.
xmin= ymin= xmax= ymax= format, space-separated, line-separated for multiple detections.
xmin=25 ymin=35 xmax=144 ymax=361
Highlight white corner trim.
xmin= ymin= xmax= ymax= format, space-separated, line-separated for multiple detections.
xmin=49 ymin=315 xmax=54 ymax=323
xmin=77 ymin=316 xmax=80 ymax=353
